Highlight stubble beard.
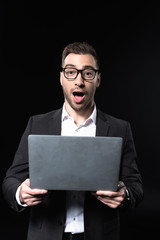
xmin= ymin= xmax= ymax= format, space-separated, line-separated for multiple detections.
xmin=62 ymin=87 xmax=93 ymax=113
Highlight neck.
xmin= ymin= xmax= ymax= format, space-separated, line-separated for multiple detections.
xmin=65 ymin=102 xmax=94 ymax=126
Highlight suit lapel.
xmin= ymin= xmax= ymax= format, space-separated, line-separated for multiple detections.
xmin=96 ymin=109 xmax=110 ymax=137
xmin=48 ymin=108 xmax=62 ymax=135
xmin=47 ymin=108 xmax=110 ymax=137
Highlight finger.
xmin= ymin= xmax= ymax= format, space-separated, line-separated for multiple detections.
xmin=23 ymin=194 xmax=44 ymax=205
xmin=23 ymin=189 xmax=48 ymax=201
xmin=20 ymin=180 xmax=35 ymax=197
xmin=118 ymin=181 xmax=126 ymax=194
xmin=97 ymin=195 xmax=123 ymax=203
xmin=97 ymin=196 xmax=122 ymax=208
xmin=100 ymin=199 xmax=121 ymax=208
xmin=22 ymin=179 xmax=48 ymax=195
xmin=25 ymin=199 xmax=43 ymax=206
xmin=30 ymin=188 xmax=48 ymax=196
xmin=96 ymin=190 xmax=123 ymax=197
xmin=24 ymin=178 xmax=30 ymax=186
xmin=21 ymin=184 xmax=48 ymax=197
xmin=118 ymin=181 xmax=125 ymax=188
xmin=20 ymin=186 xmax=47 ymax=205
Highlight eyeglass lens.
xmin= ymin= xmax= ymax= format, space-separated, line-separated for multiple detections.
xmin=63 ymin=68 xmax=96 ymax=80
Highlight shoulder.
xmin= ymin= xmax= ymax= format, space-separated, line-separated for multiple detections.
xmin=97 ymin=109 xmax=128 ymax=127
xmin=26 ymin=108 xmax=62 ymax=134
xmin=97 ymin=109 xmax=131 ymax=138
xmin=30 ymin=108 xmax=62 ymax=122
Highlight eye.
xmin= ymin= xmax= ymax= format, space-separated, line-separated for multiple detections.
xmin=83 ymin=69 xmax=94 ymax=78
xmin=65 ymin=69 xmax=77 ymax=76
xmin=86 ymin=71 xmax=93 ymax=75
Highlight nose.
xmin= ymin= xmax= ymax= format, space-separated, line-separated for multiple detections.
xmin=74 ymin=72 xmax=84 ymax=87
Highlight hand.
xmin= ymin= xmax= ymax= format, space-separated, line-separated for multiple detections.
xmin=91 ymin=181 xmax=126 ymax=209
xmin=19 ymin=178 xmax=48 ymax=206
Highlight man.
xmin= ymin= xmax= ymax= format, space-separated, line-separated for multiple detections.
xmin=2 ymin=42 xmax=143 ymax=240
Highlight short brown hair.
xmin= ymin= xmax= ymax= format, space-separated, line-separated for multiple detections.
xmin=61 ymin=42 xmax=100 ymax=68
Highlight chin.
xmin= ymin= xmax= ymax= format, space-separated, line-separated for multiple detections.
xmin=73 ymin=102 xmax=92 ymax=112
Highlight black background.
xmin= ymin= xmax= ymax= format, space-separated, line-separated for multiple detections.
xmin=1 ymin=1 xmax=160 ymax=239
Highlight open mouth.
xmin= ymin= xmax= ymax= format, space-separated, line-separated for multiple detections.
xmin=72 ymin=91 xmax=85 ymax=103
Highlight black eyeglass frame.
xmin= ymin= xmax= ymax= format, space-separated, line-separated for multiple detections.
xmin=61 ymin=67 xmax=100 ymax=81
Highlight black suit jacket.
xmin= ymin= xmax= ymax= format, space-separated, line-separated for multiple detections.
xmin=2 ymin=108 xmax=143 ymax=240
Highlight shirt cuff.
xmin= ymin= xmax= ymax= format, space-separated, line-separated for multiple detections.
xmin=16 ymin=185 xmax=28 ymax=207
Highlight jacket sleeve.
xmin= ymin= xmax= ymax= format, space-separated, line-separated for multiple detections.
xmin=2 ymin=117 xmax=32 ymax=212
xmin=120 ymin=122 xmax=143 ymax=208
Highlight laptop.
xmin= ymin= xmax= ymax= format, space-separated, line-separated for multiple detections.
xmin=28 ymin=135 xmax=123 ymax=191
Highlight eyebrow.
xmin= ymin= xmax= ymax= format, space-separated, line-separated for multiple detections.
xmin=64 ymin=64 xmax=76 ymax=68
xmin=64 ymin=64 xmax=96 ymax=69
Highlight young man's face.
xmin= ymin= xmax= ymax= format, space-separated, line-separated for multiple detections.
xmin=60 ymin=53 xmax=101 ymax=113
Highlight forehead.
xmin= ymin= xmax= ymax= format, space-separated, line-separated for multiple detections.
xmin=63 ymin=53 xmax=97 ymax=68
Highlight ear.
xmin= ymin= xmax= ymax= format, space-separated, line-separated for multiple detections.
xmin=96 ymin=73 xmax=101 ymax=88
xmin=60 ymin=72 xmax=63 ymax=86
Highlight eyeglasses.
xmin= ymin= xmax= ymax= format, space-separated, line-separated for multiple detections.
xmin=61 ymin=67 xmax=100 ymax=81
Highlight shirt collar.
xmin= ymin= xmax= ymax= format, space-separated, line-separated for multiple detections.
xmin=62 ymin=104 xmax=97 ymax=125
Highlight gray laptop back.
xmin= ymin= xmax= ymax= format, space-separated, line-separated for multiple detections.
xmin=28 ymin=135 xmax=123 ymax=191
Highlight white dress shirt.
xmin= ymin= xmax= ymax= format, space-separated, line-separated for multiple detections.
xmin=16 ymin=104 xmax=97 ymax=233
xmin=61 ymin=104 xmax=97 ymax=233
